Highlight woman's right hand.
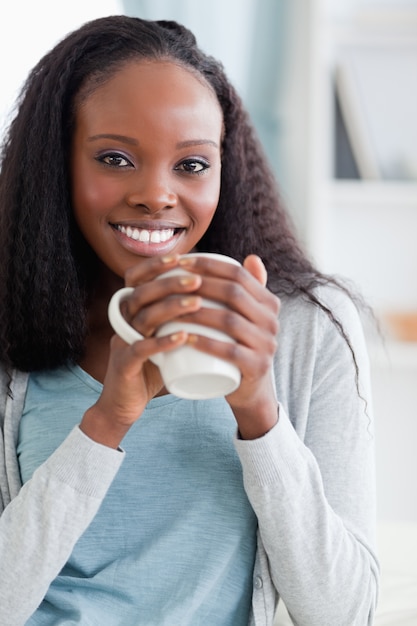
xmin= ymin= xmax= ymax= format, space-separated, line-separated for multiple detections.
xmin=80 ymin=254 xmax=203 ymax=448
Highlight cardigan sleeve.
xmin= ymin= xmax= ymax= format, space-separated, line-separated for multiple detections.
xmin=0 ymin=426 xmax=124 ymax=624
xmin=235 ymin=287 xmax=379 ymax=626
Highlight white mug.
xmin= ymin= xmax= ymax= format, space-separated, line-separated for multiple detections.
xmin=108 ymin=253 xmax=242 ymax=400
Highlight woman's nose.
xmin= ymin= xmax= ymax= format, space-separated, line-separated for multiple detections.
xmin=125 ymin=173 xmax=177 ymax=213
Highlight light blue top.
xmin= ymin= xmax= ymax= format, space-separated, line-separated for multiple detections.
xmin=17 ymin=365 xmax=257 ymax=626
xmin=2 ymin=286 xmax=379 ymax=625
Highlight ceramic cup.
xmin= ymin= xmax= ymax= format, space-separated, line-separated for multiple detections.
xmin=107 ymin=253 xmax=242 ymax=399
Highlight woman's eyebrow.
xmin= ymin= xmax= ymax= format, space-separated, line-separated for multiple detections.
xmin=176 ymin=139 xmax=219 ymax=149
xmin=87 ymin=133 xmax=138 ymax=145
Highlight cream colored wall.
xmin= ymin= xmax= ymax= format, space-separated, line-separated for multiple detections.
xmin=0 ymin=0 xmax=122 ymax=137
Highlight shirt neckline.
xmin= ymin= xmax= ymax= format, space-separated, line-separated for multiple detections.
xmin=67 ymin=364 xmax=182 ymax=408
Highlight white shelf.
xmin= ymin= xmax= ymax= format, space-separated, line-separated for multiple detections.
xmin=327 ymin=180 xmax=417 ymax=210
xmin=280 ymin=1 xmax=417 ymax=314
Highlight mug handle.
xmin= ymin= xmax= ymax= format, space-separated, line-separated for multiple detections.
xmin=108 ymin=287 xmax=162 ymax=366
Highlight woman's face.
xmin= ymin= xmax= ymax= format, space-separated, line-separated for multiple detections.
xmin=71 ymin=60 xmax=223 ymax=281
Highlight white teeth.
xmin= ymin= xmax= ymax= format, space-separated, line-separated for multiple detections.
xmin=117 ymin=225 xmax=175 ymax=244
xmin=139 ymin=230 xmax=150 ymax=243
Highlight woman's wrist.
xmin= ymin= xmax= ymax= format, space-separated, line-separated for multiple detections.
xmin=233 ymin=400 xmax=279 ymax=440
xmin=80 ymin=404 xmax=132 ymax=449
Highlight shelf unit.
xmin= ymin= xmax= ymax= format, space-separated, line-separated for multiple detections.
xmin=276 ymin=1 xmax=417 ymax=525
xmin=278 ymin=1 xmax=417 ymax=313
xmin=271 ymin=0 xmax=417 ymax=396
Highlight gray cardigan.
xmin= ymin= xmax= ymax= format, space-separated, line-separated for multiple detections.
xmin=0 ymin=286 xmax=379 ymax=625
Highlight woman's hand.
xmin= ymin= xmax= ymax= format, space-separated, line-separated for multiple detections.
xmin=80 ymin=254 xmax=206 ymax=447
xmin=171 ymin=254 xmax=281 ymax=439
xmin=81 ymin=253 xmax=280 ymax=447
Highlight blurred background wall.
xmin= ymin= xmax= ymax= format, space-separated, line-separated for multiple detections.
xmin=1 ymin=0 xmax=416 ymax=527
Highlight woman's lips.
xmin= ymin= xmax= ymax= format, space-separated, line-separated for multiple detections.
xmin=111 ymin=223 xmax=185 ymax=256
xmin=116 ymin=224 xmax=176 ymax=243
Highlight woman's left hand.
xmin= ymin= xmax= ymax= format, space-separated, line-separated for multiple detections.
xmin=176 ymin=254 xmax=280 ymax=439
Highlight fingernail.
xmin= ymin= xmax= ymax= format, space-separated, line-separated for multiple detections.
xmin=161 ymin=254 xmax=178 ymax=264
xmin=187 ymin=334 xmax=198 ymax=344
xmin=178 ymin=256 xmax=196 ymax=267
xmin=180 ymin=296 xmax=200 ymax=307
xmin=179 ymin=276 xmax=197 ymax=286
xmin=170 ymin=331 xmax=186 ymax=342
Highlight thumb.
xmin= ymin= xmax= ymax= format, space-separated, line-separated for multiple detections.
xmin=243 ymin=254 xmax=268 ymax=287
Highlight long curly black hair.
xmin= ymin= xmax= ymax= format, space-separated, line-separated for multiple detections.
xmin=0 ymin=15 xmax=356 ymax=372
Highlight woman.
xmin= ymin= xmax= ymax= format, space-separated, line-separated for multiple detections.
xmin=0 ymin=15 xmax=378 ymax=625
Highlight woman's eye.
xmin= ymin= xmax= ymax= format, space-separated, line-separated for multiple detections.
xmin=176 ymin=159 xmax=209 ymax=174
xmin=98 ymin=153 xmax=132 ymax=168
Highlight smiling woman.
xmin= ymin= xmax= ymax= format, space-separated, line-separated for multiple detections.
xmin=0 ymin=15 xmax=378 ymax=626
xmin=71 ymin=60 xmax=223 ymax=276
